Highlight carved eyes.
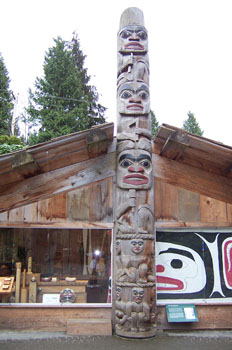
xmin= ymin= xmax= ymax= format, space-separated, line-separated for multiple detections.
xmin=139 ymin=91 xmax=149 ymax=100
xmin=131 ymin=240 xmax=144 ymax=248
xmin=120 ymin=158 xmax=151 ymax=169
xmin=120 ymin=159 xmax=133 ymax=168
xmin=120 ymin=90 xmax=149 ymax=100
xmin=120 ymin=90 xmax=132 ymax=99
xmin=121 ymin=30 xmax=132 ymax=39
xmin=140 ymin=160 xmax=150 ymax=168
xmin=132 ymin=289 xmax=144 ymax=297
xmin=137 ymin=31 xmax=147 ymax=40
xmin=121 ymin=30 xmax=147 ymax=40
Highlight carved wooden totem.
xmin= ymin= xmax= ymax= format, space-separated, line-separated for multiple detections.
xmin=114 ymin=8 xmax=156 ymax=338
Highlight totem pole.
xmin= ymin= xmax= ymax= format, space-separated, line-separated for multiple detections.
xmin=114 ymin=8 xmax=156 ymax=338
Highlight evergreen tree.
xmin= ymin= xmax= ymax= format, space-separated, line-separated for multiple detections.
xmin=151 ymin=110 xmax=159 ymax=137
xmin=0 ymin=53 xmax=14 ymax=136
xmin=25 ymin=33 xmax=106 ymax=145
xmin=183 ymin=111 xmax=204 ymax=136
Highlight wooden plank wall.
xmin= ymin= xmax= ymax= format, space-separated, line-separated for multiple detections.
xmin=0 ymin=306 xmax=112 ymax=331
xmin=0 ymin=304 xmax=231 ymax=331
xmin=157 ymin=305 xmax=232 ymax=330
xmin=0 ymin=177 xmax=114 ymax=228
xmin=155 ymin=179 xmax=232 ymax=227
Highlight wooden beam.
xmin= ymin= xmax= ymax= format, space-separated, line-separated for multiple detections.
xmin=155 ymin=221 xmax=232 ymax=228
xmin=160 ymin=130 xmax=190 ymax=160
xmin=86 ymin=129 xmax=108 ymax=159
xmin=12 ymin=151 xmax=40 ymax=178
xmin=153 ymin=153 xmax=232 ymax=204
xmin=0 ymin=221 xmax=113 ymax=229
xmin=0 ymin=152 xmax=116 ymax=213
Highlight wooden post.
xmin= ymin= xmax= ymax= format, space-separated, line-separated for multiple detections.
xmin=82 ymin=230 xmax=88 ymax=275
xmin=114 ymin=7 xmax=156 ymax=338
xmin=15 ymin=262 xmax=22 ymax=303
xmin=29 ymin=277 xmax=37 ymax=303
xmin=28 ymin=256 xmax=32 ymax=274
xmin=21 ymin=269 xmax=27 ymax=303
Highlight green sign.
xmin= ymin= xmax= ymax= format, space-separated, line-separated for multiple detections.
xmin=166 ymin=304 xmax=199 ymax=323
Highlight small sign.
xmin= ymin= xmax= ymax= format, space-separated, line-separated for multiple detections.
xmin=42 ymin=294 xmax=60 ymax=304
xmin=166 ymin=304 xmax=198 ymax=323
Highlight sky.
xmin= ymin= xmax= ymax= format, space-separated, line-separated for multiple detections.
xmin=1 ymin=0 xmax=232 ymax=146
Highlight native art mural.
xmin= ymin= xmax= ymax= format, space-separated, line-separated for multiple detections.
xmin=115 ymin=8 xmax=156 ymax=338
xmin=156 ymin=231 xmax=232 ymax=302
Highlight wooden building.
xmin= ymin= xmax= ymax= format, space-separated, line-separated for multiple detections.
xmin=0 ymin=121 xmax=231 ymax=333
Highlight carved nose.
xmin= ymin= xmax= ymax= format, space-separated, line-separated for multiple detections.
xmin=129 ymin=35 xmax=139 ymax=41
xmin=129 ymin=97 xmax=142 ymax=103
xmin=128 ymin=165 xmax=144 ymax=173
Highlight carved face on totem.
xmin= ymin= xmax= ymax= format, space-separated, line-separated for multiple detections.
xmin=118 ymin=82 xmax=150 ymax=115
xmin=132 ymin=287 xmax=144 ymax=304
xmin=118 ymin=25 xmax=148 ymax=54
xmin=117 ymin=149 xmax=152 ymax=189
xmin=116 ymin=286 xmax=122 ymax=300
xmin=130 ymin=239 xmax=144 ymax=254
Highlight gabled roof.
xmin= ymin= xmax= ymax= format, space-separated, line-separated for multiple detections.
xmin=154 ymin=124 xmax=232 ymax=179
xmin=0 ymin=123 xmax=114 ymax=189
xmin=0 ymin=123 xmax=115 ymax=213
xmin=0 ymin=122 xmax=231 ymax=213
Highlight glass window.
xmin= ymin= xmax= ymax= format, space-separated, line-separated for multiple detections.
xmin=0 ymin=228 xmax=112 ymax=305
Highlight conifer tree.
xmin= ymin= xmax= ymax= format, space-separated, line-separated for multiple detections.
xmin=26 ymin=33 xmax=106 ymax=145
xmin=183 ymin=111 xmax=204 ymax=136
xmin=151 ymin=110 xmax=159 ymax=137
xmin=0 ymin=54 xmax=14 ymax=136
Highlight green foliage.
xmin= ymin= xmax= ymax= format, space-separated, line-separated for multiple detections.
xmin=0 ymin=143 xmax=23 ymax=155
xmin=25 ymin=33 xmax=106 ymax=145
xmin=151 ymin=110 xmax=160 ymax=136
xmin=182 ymin=111 xmax=204 ymax=136
xmin=0 ymin=53 xmax=14 ymax=136
xmin=0 ymin=135 xmax=24 ymax=155
xmin=0 ymin=135 xmax=23 ymax=145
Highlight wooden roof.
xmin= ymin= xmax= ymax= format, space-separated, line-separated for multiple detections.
xmin=0 ymin=122 xmax=231 ymax=213
xmin=154 ymin=124 xmax=232 ymax=179
xmin=153 ymin=124 xmax=232 ymax=205
xmin=0 ymin=123 xmax=115 ymax=213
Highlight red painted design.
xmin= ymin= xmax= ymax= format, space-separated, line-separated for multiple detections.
xmin=123 ymin=174 xmax=149 ymax=185
xmin=156 ymin=265 xmax=165 ymax=273
xmin=224 ymin=240 xmax=232 ymax=287
xmin=125 ymin=42 xmax=144 ymax=50
xmin=156 ymin=276 xmax=184 ymax=291
xmin=127 ymin=104 xmax=143 ymax=111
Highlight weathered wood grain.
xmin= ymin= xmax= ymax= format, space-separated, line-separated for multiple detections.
xmin=0 ymin=152 xmax=116 ymax=213
xmin=153 ymin=153 xmax=232 ymax=204
xmin=227 ymin=203 xmax=232 ymax=223
xmin=155 ymin=180 xmax=178 ymax=221
xmin=157 ymin=304 xmax=232 ymax=330
xmin=200 ymin=196 xmax=227 ymax=223
xmin=155 ymin=221 xmax=232 ymax=228
xmin=0 ymin=221 xmax=113 ymax=229
xmin=178 ymin=189 xmax=200 ymax=222
xmin=0 ymin=306 xmax=112 ymax=331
